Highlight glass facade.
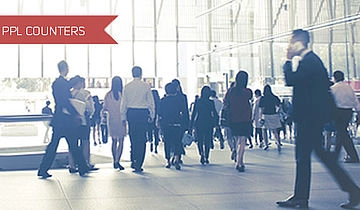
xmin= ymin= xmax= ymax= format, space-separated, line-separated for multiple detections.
xmin=0 ymin=0 xmax=360 ymax=115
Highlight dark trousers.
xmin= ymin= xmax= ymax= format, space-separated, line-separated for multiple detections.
xmin=127 ymin=108 xmax=149 ymax=169
xmin=254 ymin=128 xmax=263 ymax=143
xmin=334 ymin=108 xmax=359 ymax=161
xmin=163 ymin=125 xmax=182 ymax=160
xmin=147 ymin=122 xmax=160 ymax=146
xmin=214 ymin=126 xmax=224 ymax=143
xmin=101 ymin=124 xmax=108 ymax=143
xmin=196 ymin=126 xmax=213 ymax=159
xmin=38 ymin=126 xmax=88 ymax=174
xmin=294 ymin=121 xmax=359 ymax=200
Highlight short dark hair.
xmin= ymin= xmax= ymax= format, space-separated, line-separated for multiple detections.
xmin=292 ymin=29 xmax=310 ymax=48
xmin=254 ymin=89 xmax=261 ymax=96
xmin=165 ymin=82 xmax=177 ymax=94
xmin=57 ymin=60 xmax=68 ymax=73
xmin=132 ymin=66 xmax=142 ymax=78
xmin=333 ymin=70 xmax=345 ymax=82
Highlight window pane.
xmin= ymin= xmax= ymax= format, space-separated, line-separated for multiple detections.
xmin=112 ymin=43 xmax=133 ymax=78
xmin=66 ymin=45 xmax=88 ymax=78
xmin=157 ymin=42 xmax=176 ymax=81
xmin=43 ymin=45 xmax=65 ymax=78
xmin=19 ymin=45 xmax=42 ymax=78
xmin=89 ymin=45 xmax=110 ymax=78
xmin=0 ymin=45 xmax=18 ymax=78
xmin=134 ymin=42 xmax=154 ymax=78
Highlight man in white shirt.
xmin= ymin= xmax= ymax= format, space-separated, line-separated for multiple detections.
xmin=331 ymin=70 xmax=360 ymax=163
xmin=120 ymin=66 xmax=155 ymax=172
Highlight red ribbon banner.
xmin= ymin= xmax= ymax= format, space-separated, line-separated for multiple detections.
xmin=0 ymin=15 xmax=117 ymax=44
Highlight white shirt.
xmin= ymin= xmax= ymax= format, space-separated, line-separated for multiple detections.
xmin=331 ymin=81 xmax=360 ymax=111
xmin=120 ymin=78 xmax=155 ymax=121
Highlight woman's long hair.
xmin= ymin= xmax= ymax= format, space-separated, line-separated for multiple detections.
xmin=235 ymin=70 xmax=248 ymax=89
xmin=111 ymin=76 xmax=123 ymax=101
xmin=263 ymin=84 xmax=274 ymax=97
xmin=200 ymin=86 xmax=212 ymax=99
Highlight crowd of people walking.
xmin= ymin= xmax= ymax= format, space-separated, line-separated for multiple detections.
xmin=37 ymin=28 xmax=360 ymax=209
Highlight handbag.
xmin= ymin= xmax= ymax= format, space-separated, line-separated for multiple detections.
xmin=220 ymin=104 xmax=230 ymax=127
xmin=182 ymin=131 xmax=194 ymax=146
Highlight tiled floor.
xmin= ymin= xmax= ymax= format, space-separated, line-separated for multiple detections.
xmin=0 ymin=137 xmax=360 ymax=210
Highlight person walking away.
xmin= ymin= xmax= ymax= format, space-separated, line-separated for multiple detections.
xmin=252 ymin=89 xmax=264 ymax=148
xmin=158 ymin=82 xmax=187 ymax=170
xmin=221 ymin=82 xmax=237 ymax=161
xmin=276 ymin=29 xmax=360 ymax=209
xmin=41 ymin=100 xmax=53 ymax=143
xmin=100 ymin=108 xmax=108 ymax=144
xmin=172 ymin=79 xmax=190 ymax=164
xmin=259 ymin=84 xmax=283 ymax=152
xmin=91 ymin=95 xmax=102 ymax=146
xmin=190 ymin=86 xmax=219 ymax=165
xmin=67 ymin=76 xmax=97 ymax=172
xmin=120 ymin=66 xmax=155 ymax=172
xmin=331 ymin=70 xmax=360 ymax=163
xmin=223 ymin=71 xmax=253 ymax=172
xmin=103 ymin=76 xmax=127 ymax=170
xmin=147 ymin=89 xmax=161 ymax=154
xmin=37 ymin=60 xmax=89 ymax=178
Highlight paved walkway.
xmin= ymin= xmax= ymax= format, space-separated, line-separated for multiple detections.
xmin=0 ymin=138 xmax=360 ymax=210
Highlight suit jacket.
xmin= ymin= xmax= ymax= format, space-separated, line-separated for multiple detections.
xmin=50 ymin=76 xmax=79 ymax=130
xmin=283 ymin=51 xmax=330 ymax=124
xmin=190 ymin=97 xmax=218 ymax=129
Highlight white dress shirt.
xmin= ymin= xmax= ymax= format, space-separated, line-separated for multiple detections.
xmin=331 ymin=81 xmax=360 ymax=111
xmin=120 ymin=78 xmax=155 ymax=121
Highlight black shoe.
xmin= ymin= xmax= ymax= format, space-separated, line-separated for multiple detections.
xmin=205 ymin=159 xmax=209 ymax=164
xmin=79 ymin=171 xmax=88 ymax=177
xmin=236 ymin=165 xmax=245 ymax=172
xmin=150 ymin=143 xmax=153 ymax=152
xmin=231 ymin=151 xmax=236 ymax=160
xmin=264 ymin=146 xmax=269 ymax=150
xmin=68 ymin=167 xmax=78 ymax=174
xmin=340 ymin=190 xmax=360 ymax=208
xmin=79 ymin=168 xmax=90 ymax=177
xmin=165 ymin=163 xmax=171 ymax=169
xmin=37 ymin=171 xmax=52 ymax=179
xmin=276 ymin=196 xmax=308 ymax=208
xmin=118 ymin=164 xmax=125 ymax=171
xmin=175 ymin=162 xmax=181 ymax=170
xmin=200 ymin=156 xmax=205 ymax=165
xmin=133 ymin=168 xmax=143 ymax=173
xmin=90 ymin=167 xmax=99 ymax=171
xmin=88 ymin=164 xmax=99 ymax=171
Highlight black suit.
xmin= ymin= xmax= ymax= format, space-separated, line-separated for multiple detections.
xmin=38 ymin=76 xmax=88 ymax=175
xmin=283 ymin=51 xmax=359 ymax=200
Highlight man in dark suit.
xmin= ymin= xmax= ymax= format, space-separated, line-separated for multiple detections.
xmin=276 ymin=29 xmax=360 ymax=209
xmin=37 ymin=60 xmax=89 ymax=178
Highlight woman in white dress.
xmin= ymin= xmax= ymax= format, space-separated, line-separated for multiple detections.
xmin=103 ymin=76 xmax=127 ymax=170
